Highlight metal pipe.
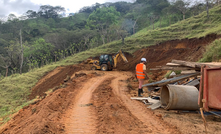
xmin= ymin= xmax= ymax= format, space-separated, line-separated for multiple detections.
xmin=208 ymin=111 xmax=221 ymax=118
xmin=161 ymin=85 xmax=199 ymax=110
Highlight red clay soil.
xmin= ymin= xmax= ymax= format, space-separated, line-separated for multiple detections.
xmin=92 ymin=78 xmax=153 ymax=133
xmin=63 ymin=71 xmax=180 ymax=134
xmin=92 ymin=77 xmax=179 ymax=134
xmin=117 ymin=34 xmax=220 ymax=72
xmin=29 ymin=65 xmax=82 ymax=100
xmin=0 ymin=72 xmax=97 ymax=134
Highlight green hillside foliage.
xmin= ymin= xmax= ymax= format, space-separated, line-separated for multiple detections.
xmin=200 ymin=39 xmax=221 ymax=62
xmin=1 ymin=0 xmax=221 ymax=125
xmin=0 ymin=62 xmax=61 ymax=124
xmin=0 ymin=0 xmax=215 ymax=76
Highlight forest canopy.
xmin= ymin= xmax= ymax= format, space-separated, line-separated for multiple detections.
xmin=0 ymin=0 xmax=218 ymax=77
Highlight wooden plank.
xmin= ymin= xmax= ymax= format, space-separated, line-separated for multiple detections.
xmin=150 ymin=67 xmax=165 ymax=71
xmin=172 ymin=60 xmax=221 ymax=68
xmin=172 ymin=60 xmax=202 ymax=68
xmin=142 ymin=72 xmax=201 ymax=87
xmin=202 ymin=62 xmax=221 ymax=66
xmin=150 ymin=66 xmax=195 ymax=71
xmin=181 ymin=70 xmax=198 ymax=74
xmin=131 ymin=97 xmax=149 ymax=100
xmin=166 ymin=63 xmax=184 ymax=67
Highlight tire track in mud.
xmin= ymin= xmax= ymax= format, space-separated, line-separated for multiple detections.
xmin=64 ymin=71 xmax=180 ymax=134
xmin=64 ymin=76 xmax=108 ymax=134
xmin=110 ymin=75 xmax=181 ymax=134
xmin=91 ymin=77 xmax=152 ymax=134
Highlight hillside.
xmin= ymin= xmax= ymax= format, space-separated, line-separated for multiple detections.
xmin=63 ymin=4 xmax=221 ymax=63
xmin=0 ymin=0 xmax=215 ymax=76
xmin=1 ymin=3 xmax=221 ymax=133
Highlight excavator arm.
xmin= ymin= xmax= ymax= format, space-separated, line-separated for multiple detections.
xmin=113 ymin=50 xmax=128 ymax=68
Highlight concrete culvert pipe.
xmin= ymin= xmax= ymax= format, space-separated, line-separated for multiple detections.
xmin=160 ymin=85 xmax=199 ymax=110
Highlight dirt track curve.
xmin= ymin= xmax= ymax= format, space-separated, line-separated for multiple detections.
xmin=0 ymin=70 xmax=180 ymax=134
xmin=62 ymin=71 xmax=180 ymax=134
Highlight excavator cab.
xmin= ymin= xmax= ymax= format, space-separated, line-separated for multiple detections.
xmin=99 ymin=55 xmax=114 ymax=66
xmin=91 ymin=49 xmax=128 ymax=71
xmin=99 ymin=54 xmax=114 ymax=71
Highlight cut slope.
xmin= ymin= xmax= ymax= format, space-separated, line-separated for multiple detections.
xmin=0 ymin=70 xmax=97 ymax=134
xmin=28 ymin=65 xmax=81 ymax=100
xmin=117 ymin=34 xmax=220 ymax=71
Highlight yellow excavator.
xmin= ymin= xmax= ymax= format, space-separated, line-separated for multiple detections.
xmin=91 ymin=50 xmax=128 ymax=71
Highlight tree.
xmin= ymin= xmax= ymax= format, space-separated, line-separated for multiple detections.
xmin=124 ymin=3 xmax=144 ymax=34
xmin=113 ymin=20 xmax=130 ymax=44
xmin=79 ymin=29 xmax=96 ymax=49
xmin=163 ymin=5 xmax=179 ymax=25
xmin=110 ymin=2 xmax=132 ymax=15
xmin=217 ymin=0 xmax=221 ymax=5
xmin=148 ymin=13 xmax=159 ymax=30
xmin=87 ymin=6 xmax=120 ymax=44
xmin=7 ymin=14 xmax=18 ymax=22
xmin=4 ymin=40 xmax=24 ymax=73
xmin=173 ymin=0 xmax=191 ymax=20
xmin=38 ymin=5 xmax=65 ymax=19
xmin=189 ymin=2 xmax=205 ymax=16
xmin=26 ymin=10 xmax=38 ymax=19
xmin=79 ymin=3 xmax=101 ymax=14
xmin=24 ymin=38 xmax=54 ymax=67
xmin=0 ymin=55 xmax=11 ymax=77
xmin=19 ymin=29 xmax=23 ymax=74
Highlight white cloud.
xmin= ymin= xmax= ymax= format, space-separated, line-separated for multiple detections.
xmin=30 ymin=0 xmax=133 ymax=13
xmin=0 ymin=0 xmax=133 ymax=17
xmin=0 ymin=0 xmax=40 ymax=17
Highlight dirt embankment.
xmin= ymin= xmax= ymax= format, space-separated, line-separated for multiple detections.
xmin=117 ymin=34 xmax=220 ymax=72
xmin=28 ymin=65 xmax=81 ymax=100
xmin=0 ymin=67 xmax=97 ymax=134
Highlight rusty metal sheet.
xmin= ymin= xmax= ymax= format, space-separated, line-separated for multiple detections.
xmin=203 ymin=66 xmax=221 ymax=111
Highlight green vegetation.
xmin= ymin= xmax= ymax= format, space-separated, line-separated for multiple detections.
xmin=164 ymin=70 xmax=181 ymax=78
xmin=0 ymin=62 xmax=60 ymax=124
xmin=1 ymin=1 xmax=221 ymax=126
xmin=200 ymin=39 xmax=221 ymax=62
xmin=0 ymin=0 xmax=215 ymax=76
xmin=125 ymin=5 xmax=221 ymax=52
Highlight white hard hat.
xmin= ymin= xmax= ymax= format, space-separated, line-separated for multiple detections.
xmin=141 ymin=58 xmax=146 ymax=62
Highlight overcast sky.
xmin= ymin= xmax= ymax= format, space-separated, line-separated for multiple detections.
xmin=0 ymin=0 xmax=134 ymax=18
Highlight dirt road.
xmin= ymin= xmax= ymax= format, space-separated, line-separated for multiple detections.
xmin=62 ymin=71 xmax=180 ymax=134
xmin=0 ymin=70 xmax=180 ymax=134
xmin=1 ymin=68 xmax=220 ymax=134
xmin=63 ymin=76 xmax=106 ymax=133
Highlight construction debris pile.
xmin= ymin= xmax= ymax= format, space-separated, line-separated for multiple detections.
xmin=132 ymin=60 xmax=221 ymax=116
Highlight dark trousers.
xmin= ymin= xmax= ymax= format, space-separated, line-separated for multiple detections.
xmin=138 ymin=88 xmax=143 ymax=96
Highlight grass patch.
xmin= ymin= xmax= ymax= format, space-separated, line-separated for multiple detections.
xmin=199 ymin=38 xmax=221 ymax=62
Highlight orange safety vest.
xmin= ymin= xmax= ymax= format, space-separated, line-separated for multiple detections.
xmin=136 ymin=63 xmax=145 ymax=79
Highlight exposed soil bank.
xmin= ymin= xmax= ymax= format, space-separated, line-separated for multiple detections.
xmin=117 ymin=34 xmax=220 ymax=72
xmin=0 ymin=70 xmax=97 ymax=134
xmin=28 ymin=65 xmax=82 ymax=100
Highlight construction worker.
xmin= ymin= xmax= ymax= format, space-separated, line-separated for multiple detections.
xmin=136 ymin=58 xmax=149 ymax=97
